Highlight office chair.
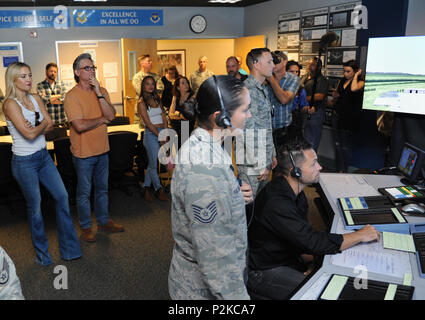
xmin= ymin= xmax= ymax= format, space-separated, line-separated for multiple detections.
xmin=108 ymin=131 xmax=141 ymax=196
xmin=45 ymin=126 xmax=68 ymax=141
xmin=134 ymin=131 xmax=147 ymax=183
xmin=0 ymin=126 xmax=10 ymax=136
xmin=53 ymin=136 xmax=77 ymax=203
xmin=107 ymin=116 xmax=130 ymax=126
xmin=0 ymin=142 xmax=20 ymax=214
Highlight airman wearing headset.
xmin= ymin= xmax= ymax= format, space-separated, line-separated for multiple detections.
xmin=168 ymin=75 xmax=254 ymax=300
xmin=247 ymin=136 xmax=380 ymax=300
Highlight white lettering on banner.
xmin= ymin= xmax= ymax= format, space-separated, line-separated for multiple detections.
xmin=0 ymin=16 xmax=12 ymax=23
xmin=14 ymin=15 xmax=35 ymax=23
xmin=39 ymin=16 xmax=53 ymax=22
xmin=101 ymin=11 xmax=137 ymax=18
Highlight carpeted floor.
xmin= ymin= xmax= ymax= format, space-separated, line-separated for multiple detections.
xmin=0 ymin=183 xmax=325 ymax=300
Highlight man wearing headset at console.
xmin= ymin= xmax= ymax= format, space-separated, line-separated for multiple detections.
xmin=247 ymin=137 xmax=380 ymax=300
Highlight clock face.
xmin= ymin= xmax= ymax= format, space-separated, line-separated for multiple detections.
xmin=190 ymin=15 xmax=207 ymax=34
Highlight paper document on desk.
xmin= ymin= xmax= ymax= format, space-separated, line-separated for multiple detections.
xmin=383 ymin=232 xmax=416 ymax=253
xmin=330 ymin=218 xmax=412 ymax=279
xmin=320 ymin=174 xmax=381 ymax=201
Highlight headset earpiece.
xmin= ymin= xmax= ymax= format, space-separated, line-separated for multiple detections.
xmin=287 ymin=147 xmax=302 ymax=179
xmin=213 ymin=76 xmax=232 ymax=128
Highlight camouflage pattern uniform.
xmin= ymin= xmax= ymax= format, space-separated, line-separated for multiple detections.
xmin=189 ymin=69 xmax=214 ymax=94
xmin=168 ymin=128 xmax=250 ymax=300
xmin=0 ymin=246 xmax=24 ymax=300
xmin=236 ymin=75 xmax=275 ymax=195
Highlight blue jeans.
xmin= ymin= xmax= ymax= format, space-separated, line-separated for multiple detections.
xmin=304 ymin=107 xmax=325 ymax=152
xmin=72 ymin=153 xmax=109 ymax=229
xmin=143 ymin=128 xmax=163 ymax=191
xmin=11 ymin=148 xmax=81 ymax=266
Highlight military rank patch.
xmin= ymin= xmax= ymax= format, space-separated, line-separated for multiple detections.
xmin=192 ymin=201 xmax=218 ymax=224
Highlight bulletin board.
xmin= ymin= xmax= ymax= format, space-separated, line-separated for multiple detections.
xmin=0 ymin=42 xmax=23 ymax=96
xmin=277 ymin=1 xmax=362 ymax=79
xmin=55 ymin=40 xmax=123 ymax=105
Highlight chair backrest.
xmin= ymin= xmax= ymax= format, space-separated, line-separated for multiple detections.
xmin=0 ymin=126 xmax=10 ymax=136
xmin=45 ymin=127 xmax=68 ymax=141
xmin=0 ymin=143 xmax=13 ymax=182
xmin=53 ymin=136 xmax=75 ymax=178
xmin=108 ymin=131 xmax=138 ymax=174
xmin=107 ymin=116 xmax=130 ymax=126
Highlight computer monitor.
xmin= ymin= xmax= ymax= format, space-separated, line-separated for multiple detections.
xmin=397 ymin=142 xmax=425 ymax=184
xmin=362 ymin=35 xmax=425 ymax=116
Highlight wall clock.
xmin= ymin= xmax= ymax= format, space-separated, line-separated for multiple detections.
xmin=190 ymin=15 xmax=207 ymax=34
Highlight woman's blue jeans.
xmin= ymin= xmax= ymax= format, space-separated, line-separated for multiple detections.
xmin=72 ymin=153 xmax=109 ymax=229
xmin=11 ymin=148 xmax=81 ymax=266
xmin=143 ymin=128 xmax=163 ymax=191
xmin=304 ymin=107 xmax=325 ymax=152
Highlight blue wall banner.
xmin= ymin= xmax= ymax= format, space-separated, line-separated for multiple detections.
xmin=73 ymin=9 xmax=163 ymax=27
xmin=0 ymin=9 xmax=70 ymax=29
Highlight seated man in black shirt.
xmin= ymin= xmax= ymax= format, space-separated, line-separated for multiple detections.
xmin=247 ymin=137 xmax=380 ymax=300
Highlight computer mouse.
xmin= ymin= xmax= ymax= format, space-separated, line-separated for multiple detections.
xmin=401 ymin=203 xmax=425 ymax=215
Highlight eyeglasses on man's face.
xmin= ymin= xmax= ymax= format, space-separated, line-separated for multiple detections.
xmin=80 ymin=65 xmax=97 ymax=71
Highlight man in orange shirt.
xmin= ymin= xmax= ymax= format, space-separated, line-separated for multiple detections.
xmin=64 ymin=53 xmax=124 ymax=242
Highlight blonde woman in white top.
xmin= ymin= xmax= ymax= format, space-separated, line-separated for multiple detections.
xmin=2 ymin=62 xmax=81 ymax=266
xmin=137 ymin=75 xmax=169 ymax=202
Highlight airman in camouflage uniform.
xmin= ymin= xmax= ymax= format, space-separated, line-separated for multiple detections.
xmin=236 ymin=74 xmax=276 ymax=195
xmin=0 ymin=246 xmax=24 ymax=300
xmin=168 ymin=127 xmax=250 ymax=300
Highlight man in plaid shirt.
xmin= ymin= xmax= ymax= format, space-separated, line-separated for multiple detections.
xmin=37 ymin=62 xmax=67 ymax=126
xmin=267 ymin=51 xmax=300 ymax=146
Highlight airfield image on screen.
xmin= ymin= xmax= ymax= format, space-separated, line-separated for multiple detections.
xmin=398 ymin=147 xmax=418 ymax=176
xmin=363 ymin=36 xmax=425 ymax=116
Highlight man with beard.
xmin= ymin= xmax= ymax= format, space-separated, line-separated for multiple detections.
xmin=226 ymin=56 xmax=248 ymax=81
xmin=37 ymin=62 xmax=67 ymax=126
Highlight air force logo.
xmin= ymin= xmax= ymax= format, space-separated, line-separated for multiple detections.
xmin=150 ymin=13 xmax=161 ymax=24
xmin=192 ymin=201 xmax=218 ymax=224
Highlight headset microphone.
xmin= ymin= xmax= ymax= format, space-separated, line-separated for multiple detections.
xmin=213 ymin=75 xmax=232 ymax=128
xmin=287 ymin=147 xmax=302 ymax=179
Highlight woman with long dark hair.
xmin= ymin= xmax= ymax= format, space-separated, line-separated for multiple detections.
xmin=3 ymin=62 xmax=81 ymax=266
xmin=168 ymin=75 xmax=253 ymax=300
xmin=137 ymin=76 xmax=169 ymax=201
xmin=160 ymin=65 xmax=179 ymax=111
xmin=331 ymin=60 xmax=365 ymax=172
xmin=168 ymin=76 xmax=195 ymax=149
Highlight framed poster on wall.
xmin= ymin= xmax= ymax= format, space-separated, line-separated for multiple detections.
xmin=0 ymin=42 xmax=23 ymax=98
xmin=157 ymin=49 xmax=186 ymax=78
xmin=277 ymin=12 xmax=301 ymax=52
xmin=56 ymin=40 xmax=123 ymax=107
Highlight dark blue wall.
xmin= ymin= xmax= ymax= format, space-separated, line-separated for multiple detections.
xmin=351 ymin=0 xmax=410 ymax=170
